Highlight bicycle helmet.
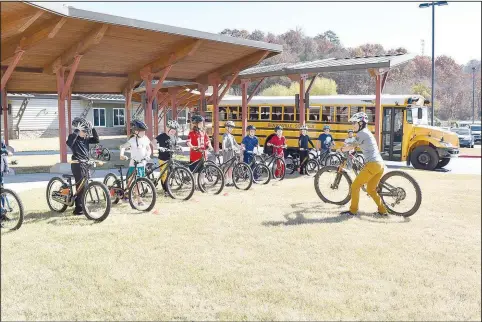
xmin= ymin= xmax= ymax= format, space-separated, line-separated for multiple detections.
xmin=348 ymin=112 xmax=368 ymax=123
xmin=246 ymin=125 xmax=256 ymax=131
xmin=191 ymin=114 xmax=204 ymax=123
xmin=323 ymin=125 xmax=331 ymax=130
xmin=347 ymin=129 xmax=354 ymax=133
xmin=72 ymin=117 xmax=92 ymax=134
xmin=225 ymin=121 xmax=235 ymax=128
xmin=131 ymin=119 xmax=148 ymax=131
xmin=275 ymin=125 xmax=283 ymax=131
xmin=300 ymin=125 xmax=308 ymax=130
xmin=167 ymin=120 xmax=179 ymax=130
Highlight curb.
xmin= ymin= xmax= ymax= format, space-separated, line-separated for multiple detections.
xmin=459 ymin=155 xmax=481 ymax=158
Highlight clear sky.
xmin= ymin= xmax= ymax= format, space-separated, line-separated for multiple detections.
xmin=55 ymin=1 xmax=481 ymax=64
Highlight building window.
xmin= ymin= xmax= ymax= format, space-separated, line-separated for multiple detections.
xmin=283 ymin=106 xmax=294 ymax=121
xmin=93 ymin=108 xmax=106 ymax=127
xmin=309 ymin=106 xmax=320 ymax=121
xmin=336 ymin=106 xmax=349 ymax=123
xmin=249 ymin=107 xmax=259 ymax=120
xmin=261 ymin=106 xmax=270 ymax=120
xmin=366 ymin=106 xmax=376 ymax=123
xmin=322 ymin=106 xmax=334 ymax=122
xmin=272 ymin=106 xmax=282 ymax=120
xmin=113 ymin=108 xmax=125 ymax=127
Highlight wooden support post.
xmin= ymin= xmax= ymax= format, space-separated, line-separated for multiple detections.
xmin=212 ymin=80 xmax=220 ymax=152
xmin=247 ymin=77 xmax=265 ymax=103
xmin=198 ymin=85 xmax=207 ymax=117
xmin=56 ymin=67 xmax=68 ymax=163
xmin=299 ymin=74 xmax=307 ymax=126
xmin=218 ymin=71 xmax=239 ymax=102
xmin=125 ymin=88 xmax=133 ymax=136
xmin=143 ymin=74 xmax=154 ymax=139
xmin=169 ymin=88 xmax=178 ymax=121
xmin=2 ymin=90 xmax=8 ymax=145
xmin=241 ymin=80 xmax=249 ymax=138
xmin=163 ymin=104 xmax=167 ymax=133
xmin=67 ymin=87 xmax=72 ymax=134
xmin=375 ymin=74 xmax=382 ymax=146
xmin=1 ymin=50 xmax=24 ymax=91
xmin=381 ymin=71 xmax=389 ymax=93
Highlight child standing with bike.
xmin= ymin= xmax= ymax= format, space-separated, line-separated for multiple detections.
xmin=241 ymin=125 xmax=260 ymax=180
xmin=187 ymin=115 xmax=213 ymax=182
xmin=222 ymin=121 xmax=240 ymax=187
xmin=66 ymin=117 xmax=99 ymax=215
xmin=338 ymin=112 xmax=388 ymax=217
xmin=153 ymin=120 xmax=179 ymax=196
xmin=267 ymin=125 xmax=287 ymax=178
xmin=298 ymin=125 xmax=315 ymax=175
xmin=317 ymin=125 xmax=334 ymax=153
xmin=343 ymin=129 xmax=356 ymax=170
xmin=120 ymin=120 xmax=152 ymax=206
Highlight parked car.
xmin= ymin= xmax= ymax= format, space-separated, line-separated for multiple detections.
xmin=451 ymin=127 xmax=475 ymax=148
xmin=469 ymin=124 xmax=481 ymax=144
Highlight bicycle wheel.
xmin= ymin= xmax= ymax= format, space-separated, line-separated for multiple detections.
xmin=167 ymin=166 xmax=195 ymax=200
xmin=1 ymin=188 xmax=24 ymax=230
xmin=101 ymin=148 xmax=111 ymax=161
xmin=46 ymin=177 xmax=68 ymax=213
xmin=103 ymin=173 xmax=121 ymax=204
xmin=83 ymin=181 xmax=111 ymax=222
xmin=232 ymin=162 xmax=253 ymax=190
xmin=325 ymin=153 xmax=342 ymax=167
xmin=198 ymin=163 xmax=224 ymax=195
xmin=285 ymin=156 xmax=296 ymax=175
xmin=89 ymin=147 xmax=98 ymax=159
xmin=314 ymin=166 xmax=352 ymax=205
xmin=378 ymin=171 xmax=422 ymax=217
xmin=252 ymin=163 xmax=271 ymax=185
xmin=305 ymin=159 xmax=319 ymax=176
xmin=271 ymin=157 xmax=286 ymax=181
xmin=128 ymin=177 xmax=157 ymax=212
xmin=355 ymin=153 xmax=365 ymax=166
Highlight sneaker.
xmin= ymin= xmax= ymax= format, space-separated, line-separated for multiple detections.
xmin=72 ymin=209 xmax=84 ymax=216
xmin=163 ymin=191 xmax=169 ymax=198
xmin=340 ymin=210 xmax=357 ymax=216
xmin=375 ymin=212 xmax=389 ymax=217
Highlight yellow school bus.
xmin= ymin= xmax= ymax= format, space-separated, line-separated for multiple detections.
xmin=204 ymin=94 xmax=459 ymax=171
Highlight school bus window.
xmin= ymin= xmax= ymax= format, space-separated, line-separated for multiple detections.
xmin=406 ymin=109 xmax=413 ymax=124
xmin=366 ymin=106 xmax=375 ymax=123
xmin=272 ymin=106 xmax=282 ymax=120
xmin=336 ymin=106 xmax=349 ymax=122
xmin=309 ymin=106 xmax=320 ymax=121
xmin=322 ymin=106 xmax=334 ymax=122
xmin=205 ymin=112 xmax=212 ymax=123
xmin=219 ymin=107 xmax=227 ymax=121
xmin=295 ymin=106 xmax=299 ymax=121
xmin=261 ymin=106 xmax=270 ymax=120
xmin=229 ymin=106 xmax=239 ymax=120
xmin=350 ymin=106 xmax=364 ymax=117
xmin=284 ymin=106 xmax=294 ymax=121
xmin=249 ymin=107 xmax=259 ymax=120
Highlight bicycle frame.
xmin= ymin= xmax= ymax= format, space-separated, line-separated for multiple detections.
xmin=61 ymin=163 xmax=100 ymax=207
xmin=214 ymin=151 xmax=243 ymax=176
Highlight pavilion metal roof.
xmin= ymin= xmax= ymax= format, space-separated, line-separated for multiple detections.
xmin=239 ymin=54 xmax=414 ymax=79
xmin=1 ymin=2 xmax=282 ymax=94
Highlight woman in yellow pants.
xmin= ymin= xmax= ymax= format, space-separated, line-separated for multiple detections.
xmin=338 ymin=112 xmax=388 ymax=216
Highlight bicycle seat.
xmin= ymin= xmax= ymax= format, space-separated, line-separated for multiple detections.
xmin=62 ymin=174 xmax=74 ymax=179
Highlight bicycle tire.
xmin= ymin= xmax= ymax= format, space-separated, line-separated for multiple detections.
xmin=271 ymin=157 xmax=286 ymax=181
xmin=198 ymin=163 xmax=224 ymax=195
xmin=101 ymin=148 xmax=111 ymax=161
xmin=1 ymin=188 xmax=24 ymax=230
xmin=167 ymin=166 xmax=195 ymax=200
xmin=305 ymin=159 xmax=319 ymax=176
xmin=128 ymin=177 xmax=157 ymax=212
xmin=314 ymin=166 xmax=352 ymax=205
xmin=253 ymin=163 xmax=271 ymax=185
xmin=324 ymin=153 xmax=341 ymax=167
xmin=378 ymin=170 xmax=422 ymax=217
xmin=89 ymin=147 xmax=98 ymax=159
xmin=232 ymin=162 xmax=253 ymax=191
xmin=285 ymin=156 xmax=296 ymax=175
xmin=82 ymin=181 xmax=111 ymax=222
xmin=103 ymin=173 xmax=121 ymax=204
xmin=46 ymin=177 xmax=68 ymax=213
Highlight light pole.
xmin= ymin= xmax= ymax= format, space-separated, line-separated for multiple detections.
xmin=419 ymin=1 xmax=448 ymax=126
xmin=473 ymin=67 xmax=476 ymax=124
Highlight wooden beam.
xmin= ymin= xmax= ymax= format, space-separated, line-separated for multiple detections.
xmin=18 ymin=10 xmax=44 ymax=33
xmin=43 ymin=24 xmax=108 ymax=74
xmin=48 ymin=17 xmax=67 ymax=38
xmin=61 ymin=55 xmax=82 ymax=99
xmin=247 ymin=77 xmax=266 ymax=103
xmin=197 ymin=50 xmax=269 ymax=84
xmin=218 ymin=71 xmax=239 ymax=102
xmin=1 ymin=50 xmax=24 ymax=91
xmin=143 ymin=39 xmax=202 ymax=74
xmin=1 ymin=17 xmax=66 ymax=63
xmin=1 ymin=9 xmax=43 ymax=33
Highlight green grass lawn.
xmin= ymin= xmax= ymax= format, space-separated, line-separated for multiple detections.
xmin=1 ymin=171 xmax=481 ymax=321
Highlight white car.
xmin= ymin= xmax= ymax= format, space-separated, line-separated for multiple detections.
xmin=451 ymin=127 xmax=475 ymax=148
xmin=469 ymin=124 xmax=481 ymax=144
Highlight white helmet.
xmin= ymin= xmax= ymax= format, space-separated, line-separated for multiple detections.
xmin=72 ymin=117 xmax=92 ymax=134
xmin=225 ymin=121 xmax=235 ymax=128
xmin=349 ymin=112 xmax=369 ymax=123
xmin=300 ymin=125 xmax=308 ymax=130
xmin=167 ymin=120 xmax=179 ymax=130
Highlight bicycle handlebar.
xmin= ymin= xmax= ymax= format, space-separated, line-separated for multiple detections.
xmin=69 ymin=159 xmax=104 ymax=166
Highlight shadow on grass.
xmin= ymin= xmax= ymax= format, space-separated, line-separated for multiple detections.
xmin=23 ymin=209 xmax=98 ymax=227
xmin=262 ymin=201 xmax=410 ymax=227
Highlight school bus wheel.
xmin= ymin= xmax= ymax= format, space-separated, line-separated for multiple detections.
xmin=410 ymin=146 xmax=439 ymax=171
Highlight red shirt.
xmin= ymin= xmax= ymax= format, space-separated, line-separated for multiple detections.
xmin=269 ymin=135 xmax=286 ymax=157
xmin=188 ymin=130 xmax=209 ymax=161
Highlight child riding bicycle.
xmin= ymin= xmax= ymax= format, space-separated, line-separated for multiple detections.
xmin=298 ymin=125 xmax=315 ymax=174
xmin=187 ymin=115 xmax=213 ymax=181
xmin=153 ymin=120 xmax=179 ymax=196
xmin=120 ymin=120 xmax=152 ymax=206
xmin=222 ymin=121 xmax=241 ymax=186
xmin=338 ymin=112 xmax=388 ymax=217
xmin=267 ymin=125 xmax=287 ymax=177
xmin=66 ymin=117 xmax=99 ymax=215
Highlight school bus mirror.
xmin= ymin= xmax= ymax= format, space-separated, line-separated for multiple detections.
xmin=417 ymin=108 xmax=423 ymax=119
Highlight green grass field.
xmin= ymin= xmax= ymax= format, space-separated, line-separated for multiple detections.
xmin=1 ymin=170 xmax=481 ymax=321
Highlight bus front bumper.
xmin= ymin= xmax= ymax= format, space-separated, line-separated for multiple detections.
xmin=437 ymin=147 xmax=459 ymax=159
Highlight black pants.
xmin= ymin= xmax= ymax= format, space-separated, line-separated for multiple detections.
xmin=299 ymin=150 xmax=309 ymax=174
xmin=71 ymin=163 xmax=87 ymax=211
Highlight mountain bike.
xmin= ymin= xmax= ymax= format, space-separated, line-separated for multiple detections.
xmin=245 ymin=149 xmax=271 ymax=185
xmin=103 ymin=158 xmax=157 ymax=212
xmin=314 ymin=152 xmax=422 ymax=217
xmin=1 ymin=177 xmax=23 ymax=230
xmin=208 ymin=148 xmax=253 ymax=190
xmin=46 ymin=159 xmax=111 ymax=221
xmin=312 ymin=149 xmax=342 ymax=167
xmin=183 ymin=147 xmax=224 ymax=195
xmin=260 ymin=145 xmax=286 ymax=181
xmin=145 ymin=148 xmax=195 ymax=200
xmin=285 ymin=148 xmax=319 ymax=176
xmin=90 ymin=144 xmax=111 ymax=161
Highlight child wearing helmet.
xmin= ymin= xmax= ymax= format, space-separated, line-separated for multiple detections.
xmin=339 ymin=112 xmax=388 ymax=217
xmin=66 ymin=117 xmax=99 ymax=215
xmin=153 ymin=120 xmax=179 ymax=195
xmin=267 ymin=126 xmax=287 ymax=177
xmin=298 ymin=125 xmax=315 ymax=174
xmin=343 ymin=129 xmax=357 ymax=170
xmin=241 ymin=125 xmax=259 ymax=164
xmin=187 ymin=114 xmax=212 ymax=173
xmin=222 ymin=121 xmax=240 ymax=186
xmin=120 ymin=120 xmax=152 ymax=206
xmin=317 ymin=125 xmax=334 ymax=153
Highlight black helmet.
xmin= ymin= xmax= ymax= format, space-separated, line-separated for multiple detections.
xmin=191 ymin=114 xmax=204 ymax=123
xmin=246 ymin=125 xmax=256 ymax=131
xmin=72 ymin=117 xmax=92 ymax=134
xmin=275 ymin=125 xmax=283 ymax=131
xmin=131 ymin=119 xmax=148 ymax=131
